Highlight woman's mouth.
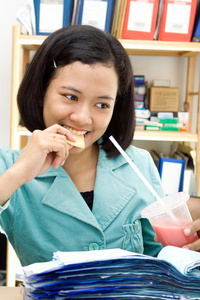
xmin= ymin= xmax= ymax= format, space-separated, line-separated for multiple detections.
xmin=62 ymin=125 xmax=88 ymax=136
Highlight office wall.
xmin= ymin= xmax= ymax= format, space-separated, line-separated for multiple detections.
xmin=0 ymin=0 xmax=29 ymax=147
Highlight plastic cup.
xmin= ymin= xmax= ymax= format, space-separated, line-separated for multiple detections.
xmin=141 ymin=192 xmax=198 ymax=247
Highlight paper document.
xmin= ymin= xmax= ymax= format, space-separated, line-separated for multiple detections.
xmin=165 ymin=3 xmax=191 ymax=34
xmin=128 ymin=1 xmax=154 ymax=32
xmin=21 ymin=247 xmax=200 ymax=299
xmin=81 ymin=1 xmax=108 ymax=30
xmin=39 ymin=0 xmax=63 ymax=33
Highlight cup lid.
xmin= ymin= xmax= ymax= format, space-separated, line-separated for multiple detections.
xmin=140 ymin=192 xmax=190 ymax=219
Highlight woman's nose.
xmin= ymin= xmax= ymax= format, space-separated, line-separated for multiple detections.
xmin=69 ymin=104 xmax=92 ymax=125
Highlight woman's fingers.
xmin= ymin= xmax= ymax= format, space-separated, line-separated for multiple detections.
xmin=182 ymin=219 xmax=200 ymax=251
xmin=31 ymin=125 xmax=76 ymax=169
xmin=184 ymin=219 xmax=200 ymax=236
xmin=16 ymin=124 xmax=77 ymax=181
xmin=44 ymin=124 xmax=76 ymax=143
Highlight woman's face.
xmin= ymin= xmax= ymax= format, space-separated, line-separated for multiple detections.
xmin=43 ymin=61 xmax=118 ymax=152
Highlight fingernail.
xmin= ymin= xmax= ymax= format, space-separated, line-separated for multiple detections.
xmin=184 ymin=228 xmax=191 ymax=235
xmin=61 ymin=160 xmax=65 ymax=166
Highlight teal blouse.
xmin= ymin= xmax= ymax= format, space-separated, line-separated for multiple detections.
xmin=0 ymin=145 xmax=165 ymax=266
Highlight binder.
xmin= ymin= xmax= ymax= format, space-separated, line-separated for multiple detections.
xmin=192 ymin=0 xmax=200 ymax=41
xmin=111 ymin=0 xmax=125 ymax=37
xmin=158 ymin=0 xmax=198 ymax=42
xmin=71 ymin=0 xmax=82 ymax=25
xmin=22 ymin=247 xmax=200 ymax=299
xmin=77 ymin=0 xmax=115 ymax=32
xmin=121 ymin=0 xmax=160 ymax=40
xmin=154 ymin=0 xmax=164 ymax=40
xmin=193 ymin=15 xmax=200 ymax=41
xmin=34 ymin=0 xmax=74 ymax=35
xmin=159 ymin=157 xmax=185 ymax=195
xmin=111 ymin=0 xmax=128 ymax=38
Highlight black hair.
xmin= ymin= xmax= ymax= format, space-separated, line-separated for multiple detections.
xmin=17 ymin=25 xmax=135 ymax=158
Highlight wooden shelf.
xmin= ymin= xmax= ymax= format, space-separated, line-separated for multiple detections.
xmin=134 ymin=130 xmax=198 ymax=142
xmin=17 ymin=30 xmax=200 ymax=57
xmin=120 ymin=39 xmax=200 ymax=56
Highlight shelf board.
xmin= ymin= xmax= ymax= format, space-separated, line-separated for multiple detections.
xmin=120 ymin=39 xmax=200 ymax=57
xmin=17 ymin=127 xmax=198 ymax=142
xmin=134 ymin=130 xmax=198 ymax=142
xmin=18 ymin=31 xmax=200 ymax=57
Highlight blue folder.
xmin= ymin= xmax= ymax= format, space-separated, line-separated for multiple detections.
xmin=22 ymin=248 xmax=200 ymax=299
xmin=34 ymin=0 xmax=74 ymax=35
xmin=77 ymin=0 xmax=115 ymax=32
xmin=159 ymin=157 xmax=185 ymax=194
xmin=193 ymin=16 xmax=200 ymax=41
xmin=192 ymin=0 xmax=200 ymax=41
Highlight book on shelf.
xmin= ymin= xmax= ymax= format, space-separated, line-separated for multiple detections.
xmin=133 ymin=75 xmax=149 ymax=109
xmin=34 ymin=0 xmax=74 ymax=35
xmin=22 ymin=0 xmax=200 ymax=44
xmin=121 ymin=0 xmax=160 ymax=40
xmin=111 ymin=0 xmax=127 ymax=38
xmin=192 ymin=0 xmax=200 ymax=42
xmin=158 ymin=0 xmax=198 ymax=42
xmin=76 ymin=0 xmax=116 ymax=32
xmin=153 ymin=0 xmax=164 ymax=40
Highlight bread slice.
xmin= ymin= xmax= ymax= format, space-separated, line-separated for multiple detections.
xmin=67 ymin=133 xmax=85 ymax=148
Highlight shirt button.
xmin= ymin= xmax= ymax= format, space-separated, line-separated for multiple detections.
xmin=89 ymin=243 xmax=100 ymax=250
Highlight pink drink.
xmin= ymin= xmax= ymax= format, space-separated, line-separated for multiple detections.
xmin=152 ymin=221 xmax=198 ymax=247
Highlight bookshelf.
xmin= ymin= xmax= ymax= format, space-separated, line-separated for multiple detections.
xmin=7 ymin=23 xmax=200 ymax=285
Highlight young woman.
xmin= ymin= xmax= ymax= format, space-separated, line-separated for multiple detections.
xmin=0 ymin=25 xmax=199 ymax=266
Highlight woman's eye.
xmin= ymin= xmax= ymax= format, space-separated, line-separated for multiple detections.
xmin=65 ymin=94 xmax=77 ymax=101
xmin=96 ymin=103 xmax=109 ymax=109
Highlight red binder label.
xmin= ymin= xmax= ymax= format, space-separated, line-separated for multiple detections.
xmin=121 ymin=0 xmax=159 ymax=40
xmin=158 ymin=0 xmax=198 ymax=42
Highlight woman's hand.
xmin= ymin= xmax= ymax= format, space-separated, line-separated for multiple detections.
xmin=154 ymin=226 xmax=200 ymax=251
xmin=182 ymin=219 xmax=200 ymax=251
xmin=182 ymin=196 xmax=200 ymax=251
xmin=0 ymin=124 xmax=76 ymax=207
xmin=14 ymin=124 xmax=76 ymax=183
xmin=154 ymin=196 xmax=200 ymax=251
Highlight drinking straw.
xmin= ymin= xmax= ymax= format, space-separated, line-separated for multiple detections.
xmin=109 ymin=136 xmax=163 ymax=202
xmin=109 ymin=136 xmax=178 ymax=222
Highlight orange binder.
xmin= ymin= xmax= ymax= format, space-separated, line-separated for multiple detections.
xmin=121 ymin=0 xmax=159 ymax=40
xmin=158 ymin=0 xmax=198 ymax=42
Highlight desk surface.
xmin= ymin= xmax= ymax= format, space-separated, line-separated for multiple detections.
xmin=0 ymin=287 xmax=22 ymax=300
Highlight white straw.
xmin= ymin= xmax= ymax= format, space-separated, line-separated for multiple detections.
xmin=109 ymin=136 xmax=163 ymax=202
xmin=109 ymin=136 xmax=178 ymax=222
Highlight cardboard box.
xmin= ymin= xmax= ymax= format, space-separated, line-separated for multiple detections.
xmin=150 ymin=87 xmax=179 ymax=112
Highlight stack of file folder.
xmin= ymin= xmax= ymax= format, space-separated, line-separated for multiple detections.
xmin=21 ymin=247 xmax=200 ymax=299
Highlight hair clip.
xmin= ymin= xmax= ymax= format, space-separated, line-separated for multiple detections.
xmin=53 ymin=60 xmax=57 ymax=69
